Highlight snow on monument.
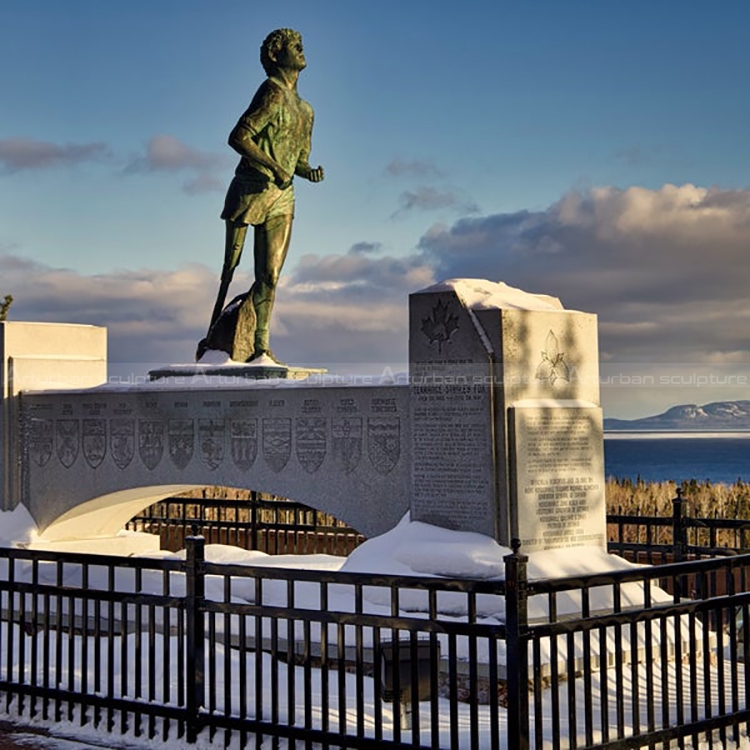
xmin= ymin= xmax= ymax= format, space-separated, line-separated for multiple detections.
xmin=409 ymin=279 xmax=606 ymax=553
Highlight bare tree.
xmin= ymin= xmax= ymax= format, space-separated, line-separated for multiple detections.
xmin=0 ymin=295 xmax=13 ymax=322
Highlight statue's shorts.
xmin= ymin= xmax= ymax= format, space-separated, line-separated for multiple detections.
xmin=221 ymin=176 xmax=296 ymax=226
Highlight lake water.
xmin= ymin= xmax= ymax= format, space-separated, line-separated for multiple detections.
xmin=604 ymin=433 xmax=750 ymax=484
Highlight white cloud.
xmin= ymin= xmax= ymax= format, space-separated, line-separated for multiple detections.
xmin=4 ymin=183 xmax=749 ymax=396
xmin=393 ymin=186 xmax=479 ymax=216
xmin=419 ymin=184 xmax=750 ymax=364
xmin=0 ymin=255 xmax=221 ymax=364
xmin=0 ymin=137 xmax=110 ymax=172
xmin=385 ymin=158 xmax=443 ymax=179
xmin=348 ymin=241 xmax=382 ymax=255
xmin=0 ymin=247 xmax=425 ymax=370
xmin=289 ymin=252 xmax=434 ymax=293
xmin=125 ymin=135 xmax=226 ymax=194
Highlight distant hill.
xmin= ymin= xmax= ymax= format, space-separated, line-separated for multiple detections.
xmin=604 ymin=400 xmax=750 ymax=431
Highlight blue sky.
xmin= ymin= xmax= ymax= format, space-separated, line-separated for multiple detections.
xmin=1 ymin=0 xmax=749 ymax=418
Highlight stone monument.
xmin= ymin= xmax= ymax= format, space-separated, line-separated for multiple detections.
xmin=7 ymin=279 xmax=604 ymax=556
xmin=409 ymin=279 xmax=606 ymax=553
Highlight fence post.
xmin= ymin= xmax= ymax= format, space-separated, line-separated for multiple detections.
xmin=185 ymin=535 xmax=206 ymax=744
xmin=505 ymin=538 xmax=530 ymax=750
xmin=250 ymin=491 xmax=258 ymax=551
xmin=672 ymin=487 xmax=687 ymax=562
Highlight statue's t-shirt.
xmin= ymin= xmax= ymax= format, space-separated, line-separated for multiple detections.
xmin=221 ymin=78 xmax=314 ymax=225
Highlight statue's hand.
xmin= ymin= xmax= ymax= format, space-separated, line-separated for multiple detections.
xmin=296 ymin=164 xmax=324 ymax=182
xmin=275 ymin=167 xmax=293 ymax=190
xmin=306 ymin=165 xmax=325 ymax=183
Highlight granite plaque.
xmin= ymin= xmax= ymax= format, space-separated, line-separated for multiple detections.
xmin=409 ymin=289 xmax=502 ymax=536
xmin=510 ymin=405 xmax=606 ymax=553
xmin=411 ymin=377 xmax=495 ymax=533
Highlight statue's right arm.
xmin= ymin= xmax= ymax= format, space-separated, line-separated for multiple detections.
xmin=227 ymin=84 xmax=291 ymax=187
xmin=228 ymin=129 xmax=291 ymax=187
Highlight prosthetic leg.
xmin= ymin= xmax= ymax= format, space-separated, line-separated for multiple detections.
xmin=208 ymin=221 xmax=248 ymax=334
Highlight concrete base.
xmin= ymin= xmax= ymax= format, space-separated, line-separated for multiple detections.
xmin=149 ymin=363 xmax=328 ymax=382
xmin=22 ymin=531 xmax=161 ymax=556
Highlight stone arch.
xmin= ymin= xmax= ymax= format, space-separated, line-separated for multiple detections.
xmin=37 ymin=484 xmax=202 ymax=542
xmin=21 ymin=383 xmax=410 ymax=544
xmin=36 ymin=480 xmax=374 ymax=544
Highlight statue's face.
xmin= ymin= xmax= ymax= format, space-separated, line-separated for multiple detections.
xmin=274 ymin=37 xmax=306 ymax=72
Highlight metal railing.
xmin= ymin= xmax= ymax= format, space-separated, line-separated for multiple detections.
xmin=129 ymin=487 xmax=750 ymax=564
xmin=1 ymin=539 xmax=749 ymax=748
xmin=125 ymin=491 xmax=365 ymax=556
xmin=608 ymin=487 xmax=750 ymax=565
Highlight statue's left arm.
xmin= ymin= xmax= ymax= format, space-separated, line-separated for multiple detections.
xmin=294 ymin=103 xmax=324 ymax=183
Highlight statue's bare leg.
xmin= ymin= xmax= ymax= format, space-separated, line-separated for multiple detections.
xmin=251 ymin=213 xmax=293 ymax=358
xmin=208 ymin=221 xmax=248 ymax=333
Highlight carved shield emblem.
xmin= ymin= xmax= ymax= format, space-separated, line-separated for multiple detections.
xmin=169 ymin=419 xmax=194 ymax=470
xmin=332 ymin=417 xmax=362 ymax=474
xmin=110 ymin=418 xmax=135 ymax=470
xmin=230 ymin=419 xmax=257 ymax=471
xmin=199 ymin=419 xmax=225 ymax=470
xmin=368 ymin=417 xmax=401 ymax=475
xmin=56 ymin=419 xmax=80 ymax=468
xmin=263 ymin=418 xmax=291 ymax=473
xmin=82 ymin=418 xmax=107 ymax=469
xmin=138 ymin=419 xmax=165 ymax=470
xmin=295 ymin=417 xmax=327 ymax=474
xmin=29 ymin=418 xmax=53 ymax=467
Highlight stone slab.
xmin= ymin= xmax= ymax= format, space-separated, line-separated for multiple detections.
xmin=1 ymin=322 xmax=106 ymax=511
xmin=481 ymin=308 xmax=600 ymax=405
xmin=509 ymin=404 xmax=606 ymax=553
xmin=409 ymin=288 xmax=503 ymax=537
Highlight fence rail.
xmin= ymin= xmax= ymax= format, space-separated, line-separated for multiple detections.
xmin=608 ymin=488 xmax=750 ymax=566
xmin=1 ymin=539 xmax=749 ymax=748
xmin=128 ymin=488 xmax=750 ymax=564
xmin=125 ymin=491 xmax=365 ymax=556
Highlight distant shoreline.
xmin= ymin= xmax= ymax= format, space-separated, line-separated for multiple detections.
xmin=605 ymin=431 xmax=750 ymax=439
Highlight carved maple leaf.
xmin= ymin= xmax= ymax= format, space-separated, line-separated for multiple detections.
xmin=421 ymin=299 xmax=459 ymax=353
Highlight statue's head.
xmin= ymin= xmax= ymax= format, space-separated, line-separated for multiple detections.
xmin=261 ymin=28 xmax=303 ymax=75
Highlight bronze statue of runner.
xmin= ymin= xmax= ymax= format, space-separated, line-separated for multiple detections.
xmin=199 ymin=28 xmax=324 ymax=363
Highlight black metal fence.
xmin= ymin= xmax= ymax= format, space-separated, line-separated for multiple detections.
xmin=125 ymin=491 xmax=365 ymax=556
xmin=127 ymin=487 xmax=750 ymax=565
xmin=608 ymin=487 xmax=750 ymax=565
xmin=1 ymin=538 xmax=749 ymax=748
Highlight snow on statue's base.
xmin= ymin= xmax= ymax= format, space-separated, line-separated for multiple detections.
xmin=149 ymin=350 xmax=326 ymax=382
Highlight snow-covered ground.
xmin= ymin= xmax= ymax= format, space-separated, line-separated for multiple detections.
xmin=0 ymin=506 xmax=748 ymax=748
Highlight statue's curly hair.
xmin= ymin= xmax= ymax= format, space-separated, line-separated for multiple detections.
xmin=260 ymin=28 xmax=302 ymax=75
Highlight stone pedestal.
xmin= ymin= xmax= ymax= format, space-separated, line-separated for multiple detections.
xmin=0 ymin=322 xmax=107 ymax=511
xmin=149 ymin=362 xmax=327 ymax=382
xmin=409 ymin=280 xmax=606 ymax=552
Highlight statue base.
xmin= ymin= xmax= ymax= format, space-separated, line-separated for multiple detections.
xmin=149 ymin=359 xmax=327 ymax=382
